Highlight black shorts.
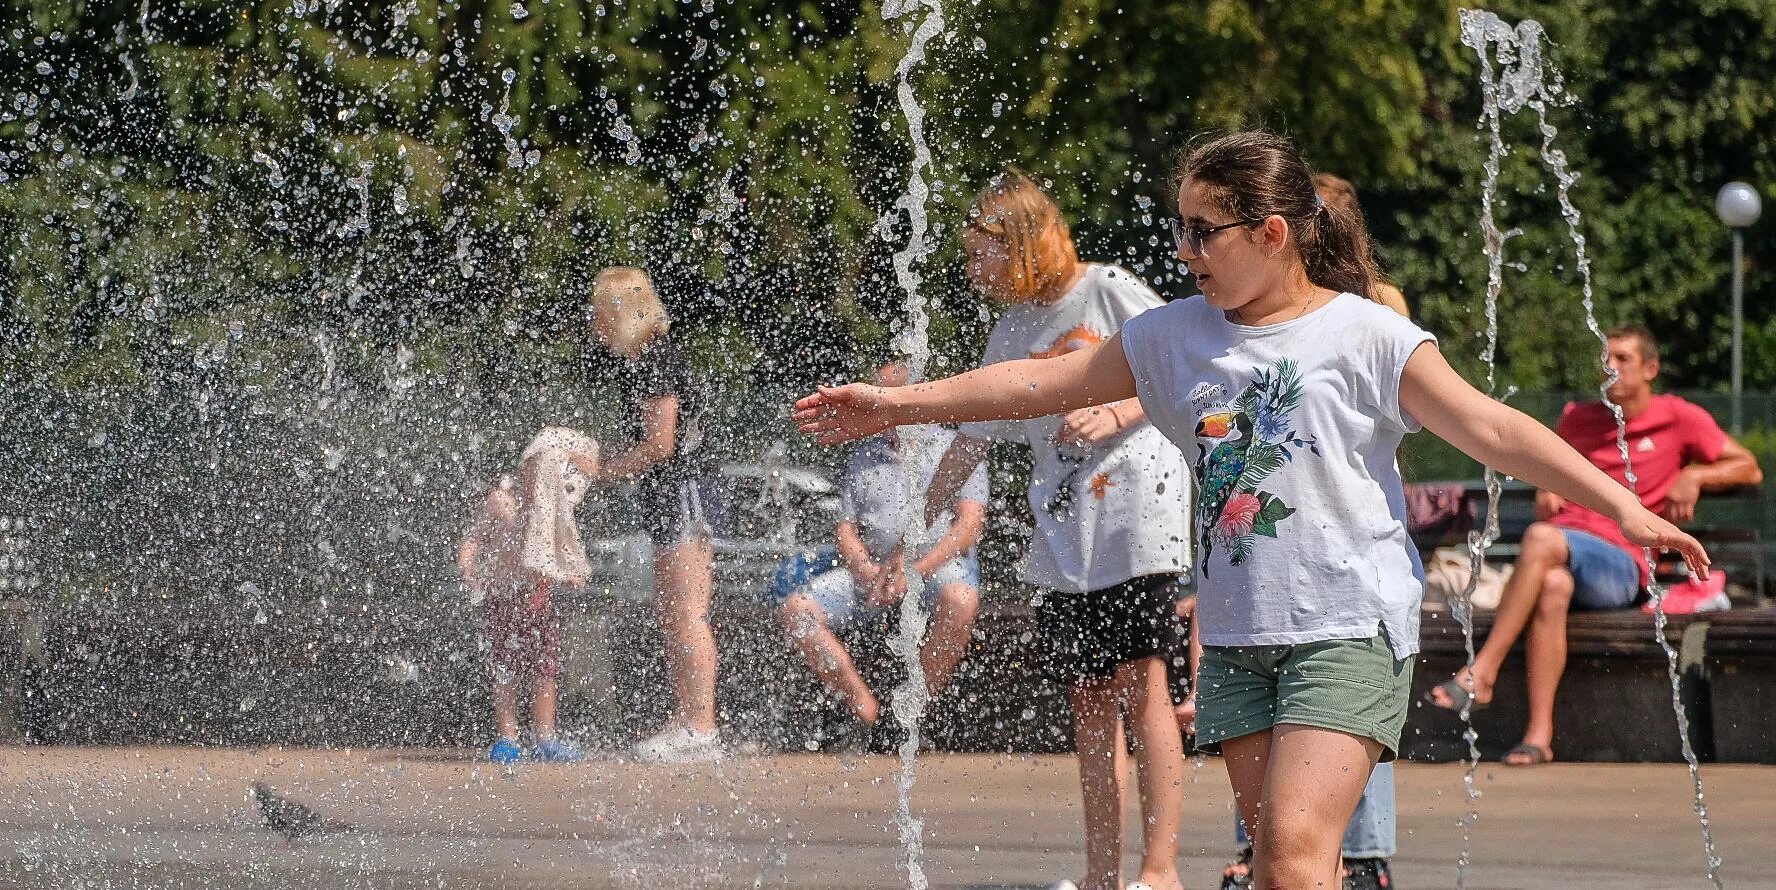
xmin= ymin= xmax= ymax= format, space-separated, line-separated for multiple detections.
xmin=637 ymin=475 xmax=728 ymax=549
xmin=1037 ymin=574 xmax=1188 ymax=682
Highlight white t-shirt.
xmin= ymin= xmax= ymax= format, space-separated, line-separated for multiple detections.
xmin=839 ymin=425 xmax=989 ymax=561
xmin=1120 ymin=292 xmax=1434 ymax=659
xmin=959 ymin=264 xmax=1193 ymax=593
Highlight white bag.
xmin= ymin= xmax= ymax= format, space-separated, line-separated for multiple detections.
xmin=1422 ymin=547 xmax=1513 ymax=611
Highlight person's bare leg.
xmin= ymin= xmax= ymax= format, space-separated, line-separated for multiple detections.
xmin=1118 ymin=656 xmax=1186 ymax=890
xmin=780 ymin=594 xmax=879 ymax=724
xmin=919 ymin=583 xmax=979 ymax=697
xmin=1069 ymin=678 xmax=1126 ymax=890
xmin=1435 ymin=522 xmax=1571 ymax=708
xmin=492 ymin=680 xmax=521 ymax=741
xmin=655 ymin=535 xmax=718 ymax=733
xmin=531 ymin=675 xmax=559 ymax=740
xmin=1251 ymin=724 xmax=1380 ymax=890
xmin=1514 ymin=566 xmax=1574 ymax=762
xmin=1221 ymin=730 xmax=1274 ymax=862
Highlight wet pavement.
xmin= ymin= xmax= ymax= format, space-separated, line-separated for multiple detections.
xmin=0 ymin=747 xmax=1767 ymax=889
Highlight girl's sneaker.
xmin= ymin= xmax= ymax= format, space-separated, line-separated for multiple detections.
xmin=488 ymin=737 xmax=524 ymax=765
xmin=631 ymin=725 xmax=723 ymax=763
xmin=533 ymin=738 xmax=584 ymax=763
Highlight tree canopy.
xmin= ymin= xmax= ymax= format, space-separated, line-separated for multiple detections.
xmin=4 ymin=0 xmax=1772 ymax=396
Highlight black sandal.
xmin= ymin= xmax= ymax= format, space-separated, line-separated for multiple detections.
xmin=1342 ymin=857 xmax=1393 ymax=890
xmin=1220 ymin=845 xmax=1254 ymax=890
xmin=1502 ymin=742 xmax=1553 ymax=766
xmin=1424 ymin=676 xmax=1488 ymax=713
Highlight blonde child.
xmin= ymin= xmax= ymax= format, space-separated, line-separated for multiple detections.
xmin=583 ymin=267 xmax=727 ymax=763
xmin=921 ymin=171 xmax=1193 ymax=890
xmin=456 ymin=426 xmax=599 ymax=764
xmin=795 ymin=131 xmax=1707 ymax=888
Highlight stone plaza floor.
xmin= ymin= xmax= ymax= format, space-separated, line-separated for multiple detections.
xmin=0 ymin=747 xmax=1768 ymax=889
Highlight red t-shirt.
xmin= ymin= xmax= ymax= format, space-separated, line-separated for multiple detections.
xmin=1549 ymin=394 xmax=1728 ymax=582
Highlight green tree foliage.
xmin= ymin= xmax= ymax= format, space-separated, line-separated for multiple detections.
xmin=3 ymin=0 xmax=1773 ymax=393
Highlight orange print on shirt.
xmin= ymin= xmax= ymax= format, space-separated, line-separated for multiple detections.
xmin=1029 ymin=324 xmax=1105 ymax=360
xmin=1090 ymin=472 xmax=1115 ymax=499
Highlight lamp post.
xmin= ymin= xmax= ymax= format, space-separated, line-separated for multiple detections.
xmin=1716 ymin=181 xmax=1762 ymax=435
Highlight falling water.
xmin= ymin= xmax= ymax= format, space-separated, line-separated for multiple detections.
xmin=1453 ymin=13 xmax=1516 ymax=879
xmin=1459 ymin=11 xmax=1724 ymax=888
xmin=878 ymin=0 xmax=947 ymax=886
xmin=1524 ymin=64 xmax=1728 ymax=890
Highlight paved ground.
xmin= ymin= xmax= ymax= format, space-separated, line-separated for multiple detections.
xmin=0 ymin=747 xmax=1767 ymax=889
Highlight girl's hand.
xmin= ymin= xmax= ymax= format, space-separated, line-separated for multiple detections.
xmin=1056 ymin=405 xmax=1122 ymax=447
xmin=1620 ymin=507 xmax=1711 ymax=579
xmin=1174 ymin=694 xmax=1197 ymax=736
xmin=794 ymin=384 xmax=898 ymax=445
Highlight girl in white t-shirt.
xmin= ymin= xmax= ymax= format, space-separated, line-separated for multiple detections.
xmin=795 ymin=132 xmax=1709 ymax=889
xmin=920 ymin=171 xmax=1193 ymax=890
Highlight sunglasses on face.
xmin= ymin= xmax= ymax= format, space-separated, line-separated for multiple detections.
xmin=1168 ymin=216 xmax=1265 ymax=258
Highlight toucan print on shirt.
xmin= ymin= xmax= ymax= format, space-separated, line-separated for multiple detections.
xmin=1191 ymin=359 xmax=1320 ymax=568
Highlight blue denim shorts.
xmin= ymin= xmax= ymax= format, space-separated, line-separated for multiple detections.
xmin=791 ymin=559 xmax=979 ymax=633
xmin=1559 ymin=528 xmax=1642 ymax=609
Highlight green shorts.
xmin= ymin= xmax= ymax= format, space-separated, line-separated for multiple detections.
xmin=1194 ymin=629 xmax=1415 ymax=762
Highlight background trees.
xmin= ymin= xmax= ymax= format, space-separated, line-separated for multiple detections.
xmin=2 ymin=1 xmax=1772 ymax=595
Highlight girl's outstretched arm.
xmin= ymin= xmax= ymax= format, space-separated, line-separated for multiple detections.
xmin=1399 ymin=342 xmax=1710 ymax=577
xmin=794 ymin=334 xmax=1138 ymax=445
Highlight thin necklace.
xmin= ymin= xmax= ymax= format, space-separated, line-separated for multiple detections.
xmin=1235 ymin=290 xmax=1322 ymax=325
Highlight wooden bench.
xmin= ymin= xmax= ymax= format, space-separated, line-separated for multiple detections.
xmin=1403 ymin=606 xmax=1711 ymax=763
xmin=1699 ymin=608 xmax=1776 ymax=764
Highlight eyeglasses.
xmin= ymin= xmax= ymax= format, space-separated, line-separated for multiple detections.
xmin=1168 ymin=217 xmax=1264 ymax=258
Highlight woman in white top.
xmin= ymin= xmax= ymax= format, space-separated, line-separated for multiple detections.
xmin=795 ymin=131 xmax=1708 ymax=889
xmin=920 ymin=171 xmax=1193 ymax=890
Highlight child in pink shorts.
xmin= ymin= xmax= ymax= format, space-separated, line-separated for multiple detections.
xmin=457 ymin=428 xmax=598 ymax=764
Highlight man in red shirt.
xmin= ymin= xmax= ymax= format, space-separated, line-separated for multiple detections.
xmin=1430 ymin=326 xmax=1762 ymax=765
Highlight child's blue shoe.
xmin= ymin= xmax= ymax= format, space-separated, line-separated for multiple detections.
xmin=488 ymin=737 xmax=524 ymax=765
xmin=532 ymin=738 xmax=584 ymax=763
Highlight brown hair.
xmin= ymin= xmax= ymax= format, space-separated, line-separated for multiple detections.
xmin=1607 ymin=324 xmax=1660 ymax=363
xmin=1312 ymin=173 xmax=1360 ymax=217
xmin=965 ymin=169 xmax=1080 ymax=303
xmin=1177 ymin=131 xmax=1382 ymax=301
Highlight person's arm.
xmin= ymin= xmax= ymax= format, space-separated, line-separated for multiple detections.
xmin=1056 ymin=397 xmax=1146 ymax=447
xmin=834 ymin=520 xmax=880 ymax=587
xmin=912 ymin=500 xmax=987 ymax=579
xmin=596 ymin=394 xmax=677 ymax=481
xmin=567 ymin=448 xmax=601 ymax=478
xmin=1664 ymin=439 xmax=1764 ymax=524
xmin=1174 ymin=595 xmax=1199 ymax=734
xmin=456 ymin=491 xmax=513 ymax=587
xmin=1399 ymin=343 xmax=1709 ymax=575
xmin=455 ymin=533 xmax=483 ymax=586
xmin=1533 ymin=405 xmax=1581 ymax=519
xmin=795 ymin=335 xmax=1138 ymax=445
xmin=923 ymin=435 xmax=991 ymax=526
